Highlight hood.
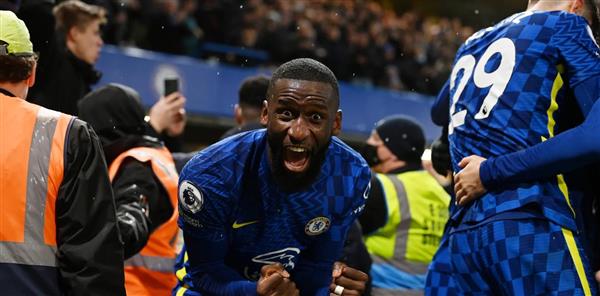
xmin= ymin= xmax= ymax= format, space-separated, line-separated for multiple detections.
xmin=78 ymin=83 xmax=159 ymax=164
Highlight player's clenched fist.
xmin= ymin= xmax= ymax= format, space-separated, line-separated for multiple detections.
xmin=329 ymin=262 xmax=368 ymax=296
xmin=257 ymin=264 xmax=299 ymax=296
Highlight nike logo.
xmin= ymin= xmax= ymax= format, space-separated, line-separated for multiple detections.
xmin=232 ymin=220 xmax=259 ymax=229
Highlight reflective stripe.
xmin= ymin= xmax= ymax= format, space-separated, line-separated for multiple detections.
xmin=125 ymin=254 xmax=176 ymax=273
xmin=370 ymin=174 xmax=429 ymax=275
xmin=367 ymin=172 xmax=449 ymax=276
xmin=0 ymin=108 xmax=59 ymax=267
xmin=387 ymin=175 xmax=411 ymax=263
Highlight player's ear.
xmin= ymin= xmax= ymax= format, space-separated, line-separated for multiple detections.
xmin=569 ymin=0 xmax=584 ymax=14
xmin=332 ymin=109 xmax=342 ymax=136
xmin=234 ymin=104 xmax=243 ymax=125
xmin=260 ymin=100 xmax=268 ymax=126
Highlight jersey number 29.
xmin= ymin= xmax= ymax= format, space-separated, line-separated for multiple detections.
xmin=449 ymin=38 xmax=516 ymax=134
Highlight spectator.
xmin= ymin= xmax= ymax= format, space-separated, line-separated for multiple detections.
xmin=220 ymin=74 xmax=269 ymax=139
xmin=78 ymin=84 xmax=180 ymax=296
xmin=358 ymin=115 xmax=450 ymax=295
xmin=105 ymin=0 xmax=471 ymax=95
xmin=29 ymin=0 xmax=105 ymax=115
xmin=0 ymin=10 xmax=124 ymax=295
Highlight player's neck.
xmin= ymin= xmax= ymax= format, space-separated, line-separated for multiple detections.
xmin=529 ymin=0 xmax=572 ymax=12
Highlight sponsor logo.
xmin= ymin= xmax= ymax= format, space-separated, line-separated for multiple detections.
xmin=232 ymin=220 xmax=259 ymax=229
xmin=252 ymin=247 xmax=301 ymax=269
xmin=363 ymin=182 xmax=371 ymax=199
xmin=304 ymin=216 xmax=330 ymax=236
xmin=179 ymin=180 xmax=203 ymax=214
xmin=352 ymin=204 xmax=366 ymax=215
xmin=181 ymin=212 xmax=202 ymax=228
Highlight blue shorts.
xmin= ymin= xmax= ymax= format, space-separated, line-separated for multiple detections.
xmin=425 ymin=232 xmax=459 ymax=296
xmin=448 ymin=218 xmax=598 ymax=295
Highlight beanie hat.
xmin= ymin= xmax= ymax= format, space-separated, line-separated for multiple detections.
xmin=0 ymin=10 xmax=33 ymax=56
xmin=375 ymin=115 xmax=425 ymax=164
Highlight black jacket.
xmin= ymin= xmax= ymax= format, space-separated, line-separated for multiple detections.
xmin=57 ymin=118 xmax=126 ymax=295
xmin=28 ymin=35 xmax=100 ymax=116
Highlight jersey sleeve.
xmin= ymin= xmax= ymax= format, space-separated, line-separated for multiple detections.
xmin=177 ymin=161 xmax=257 ymax=295
xmin=480 ymin=89 xmax=600 ymax=190
xmin=553 ymin=13 xmax=600 ymax=87
xmin=292 ymin=162 xmax=371 ymax=296
xmin=431 ymin=79 xmax=451 ymax=126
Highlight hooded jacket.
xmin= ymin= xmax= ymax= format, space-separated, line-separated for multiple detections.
xmin=78 ymin=84 xmax=174 ymax=259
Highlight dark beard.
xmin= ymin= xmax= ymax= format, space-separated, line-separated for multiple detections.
xmin=267 ymin=136 xmax=329 ymax=192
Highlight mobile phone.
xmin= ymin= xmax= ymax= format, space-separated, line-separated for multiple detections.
xmin=164 ymin=78 xmax=179 ymax=96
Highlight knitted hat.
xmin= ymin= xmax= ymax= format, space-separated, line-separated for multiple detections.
xmin=375 ymin=115 xmax=425 ymax=164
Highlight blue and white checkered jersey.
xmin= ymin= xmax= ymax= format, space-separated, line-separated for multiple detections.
xmin=174 ymin=129 xmax=371 ymax=296
xmin=447 ymin=11 xmax=600 ymax=230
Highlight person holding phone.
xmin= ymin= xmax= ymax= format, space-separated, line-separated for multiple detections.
xmin=146 ymin=78 xmax=187 ymax=152
xmin=78 ymin=83 xmax=181 ymax=296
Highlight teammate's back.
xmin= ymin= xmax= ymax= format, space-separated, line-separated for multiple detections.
xmin=447 ymin=10 xmax=600 ymax=229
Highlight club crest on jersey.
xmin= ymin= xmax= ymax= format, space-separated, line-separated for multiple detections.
xmin=179 ymin=180 xmax=203 ymax=214
xmin=304 ymin=216 xmax=330 ymax=236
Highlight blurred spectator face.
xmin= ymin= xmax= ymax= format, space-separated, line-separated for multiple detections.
xmin=365 ymin=130 xmax=395 ymax=173
xmin=162 ymin=0 xmax=178 ymax=15
xmin=69 ymin=19 xmax=104 ymax=64
xmin=241 ymin=28 xmax=258 ymax=47
xmin=326 ymin=26 xmax=341 ymax=42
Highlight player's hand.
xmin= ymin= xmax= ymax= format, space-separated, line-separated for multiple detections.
xmin=454 ymin=155 xmax=487 ymax=206
xmin=595 ymin=270 xmax=600 ymax=283
xmin=148 ymin=92 xmax=186 ymax=135
xmin=257 ymin=264 xmax=299 ymax=296
xmin=329 ymin=262 xmax=368 ymax=296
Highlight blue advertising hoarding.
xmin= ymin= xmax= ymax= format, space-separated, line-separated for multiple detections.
xmin=96 ymin=45 xmax=441 ymax=141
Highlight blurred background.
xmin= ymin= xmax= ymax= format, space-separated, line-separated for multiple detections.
xmin=17 ymin=0 xmax=528 ymax=150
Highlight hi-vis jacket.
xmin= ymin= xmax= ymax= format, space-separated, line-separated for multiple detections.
xmin=365 ymin=170 xmax=450 ymax=292
xmin=0 ymin=92 xmax=125 ymax=295
xmin=109 ymin=146 xmax=179 ymax=296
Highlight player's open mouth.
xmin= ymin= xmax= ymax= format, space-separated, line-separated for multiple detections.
xmin=283 ymin=146 xmax=310 ymax=173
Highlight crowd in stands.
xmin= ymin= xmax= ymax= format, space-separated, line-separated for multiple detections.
xmin=102 ymin=0 xmax=474 ymax=95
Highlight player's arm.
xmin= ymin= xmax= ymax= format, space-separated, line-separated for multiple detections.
xmin=56 ymin=119 xmax=125 ymax=295
xmin=455 ymin=78 xmax=600 ymax=204
xmin=357 ymin=176 xmax=387 ymax=235
xmin=431 ymin=79 xmax=451 ymax=127
xmin=177 ymin=174 xmax=258 ymax=295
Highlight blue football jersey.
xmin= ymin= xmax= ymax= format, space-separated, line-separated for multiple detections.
xmin=446 ymin=11 xmax=600 ymax=230
xmin=174 ymin=129 xmax=371 ymax=295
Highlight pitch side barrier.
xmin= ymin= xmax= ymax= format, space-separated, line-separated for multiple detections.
xmin=96 ymin=45 xmax=440 ymax=141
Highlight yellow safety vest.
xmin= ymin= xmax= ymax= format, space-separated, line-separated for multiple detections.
xmin=365 ymin=170 xmax=450 ymax=274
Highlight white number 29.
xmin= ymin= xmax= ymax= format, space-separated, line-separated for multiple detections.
xmin=448 ymin=38 xmax=516 ymax=134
